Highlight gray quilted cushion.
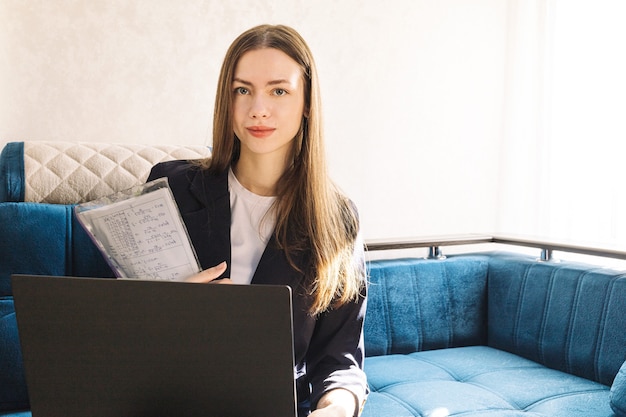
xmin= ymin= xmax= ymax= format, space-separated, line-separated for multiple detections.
xmin=22 ymin=141 xmax=210 ymax=203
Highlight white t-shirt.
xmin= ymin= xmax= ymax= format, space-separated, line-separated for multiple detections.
xmin=228 ymin=168 xmax=277 ymax=285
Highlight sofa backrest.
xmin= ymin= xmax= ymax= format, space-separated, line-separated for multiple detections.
xmin=0 ymin=202 xmax=115 ymax=411
xmin=0 ymin=140 xmax=211 ymax=412
xmin=364 ymin=256 xmax=489 ymax=356
xmin=487 ymin=252 xmax=626 ymax=387
xmin=0 ymin=141 xmax=211 ymax=204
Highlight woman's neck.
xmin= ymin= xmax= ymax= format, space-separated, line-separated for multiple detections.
xmin=232 ymin=155 xmax=288 ymax=196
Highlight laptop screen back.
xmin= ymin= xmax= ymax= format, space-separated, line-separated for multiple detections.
xmin=12 ymin=275 xmax=297 ymax=417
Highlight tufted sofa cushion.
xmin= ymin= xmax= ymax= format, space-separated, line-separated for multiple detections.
xmin=612 ymin=361 xmax=626 ymax=416
xmin=363 ymin=345 xmax=612 ymax=417
xmin=0 ymin=141 xmax=211 ymax=204
xmin=361 ymin=253 xmax=624 ymax=417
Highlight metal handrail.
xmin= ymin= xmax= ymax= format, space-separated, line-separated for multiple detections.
xmin=364 ymin=234 xmax=626 ymax=261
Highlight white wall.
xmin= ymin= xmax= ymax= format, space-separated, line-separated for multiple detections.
xmin=0 ymin=0 xmax=509 ymax=241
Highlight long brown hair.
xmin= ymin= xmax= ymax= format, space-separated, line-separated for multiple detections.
xmin=204 ymin=24 xmax=364 ymax=315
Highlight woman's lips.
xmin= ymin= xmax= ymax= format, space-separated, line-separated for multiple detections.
xmin=247 ymin=126 xmax=276 ymax=138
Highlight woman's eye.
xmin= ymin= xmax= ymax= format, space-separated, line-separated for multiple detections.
xmin=273 ymin=88 xmax=287 ymax=96
xmin=234 ymin=87 xmax=249 ymax=95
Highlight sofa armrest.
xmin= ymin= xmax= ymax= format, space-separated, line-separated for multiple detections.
xmin=364 ymin=256 xmax=488 ymax=356
xmin=0 ymin=143 xmax=25 ymax=203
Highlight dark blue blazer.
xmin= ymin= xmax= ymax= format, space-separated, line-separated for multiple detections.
xmin=148 ymin=160 xmax=368 ymax=412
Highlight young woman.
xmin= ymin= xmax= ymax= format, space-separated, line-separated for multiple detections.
xmin=148 ymin=24 xmax=368 ymax=417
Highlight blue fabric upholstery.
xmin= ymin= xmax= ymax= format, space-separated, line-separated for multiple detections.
xmin=0 ymin=202 xmax=113 ymax=413
xmin=364 ymin=346 xmax=612 ymax=417
xmin=361 ymin=253 xmax=624 ymax=416
xmin=0 ymin=141 xmax=208 ymax=415
xmin=1 ymin=189 xmax=624 ymax=416
xmin=0 ymin=203 xmax=70 ymax=296
xmin=364 ymin=256 xmax=488 ymax=356
xmin=611 ymin=361 xmax=626 ymax=416
xmin=0 ymin=299 xmax=27 ymax=412
xmin=487 ymin=254 xmax=626 ymax=386
xmin=0 ymin=203 xmax=64 ymax=411
xmin=0 ymin=142 xmax=24 ymax=203
xmin=0 ymin=203 xmax=114 ymax=293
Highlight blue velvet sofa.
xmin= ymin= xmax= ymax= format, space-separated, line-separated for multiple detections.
xmin=1 ymin=142 xmax=626 ymax=416
xmin=361 ymin=252 xmax=626 ymax=416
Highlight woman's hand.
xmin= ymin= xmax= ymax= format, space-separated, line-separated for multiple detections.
xmin=309 ymin=389 xmax=357 ymax=417
xmin=309 ymin=405 xmax=351 ymax=417
xmin=184 ymin=262 xmax=233 ymax=284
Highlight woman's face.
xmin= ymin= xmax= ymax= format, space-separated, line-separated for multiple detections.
xmin=232 ymin=48 xmax=306 ymax=163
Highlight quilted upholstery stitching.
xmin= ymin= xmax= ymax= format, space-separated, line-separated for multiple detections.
xmin=371 ymin=391 xmax=419 ymax=416
xmin=27 ymin=153 xmax=85 ymax=202
xmin=380 ymin=268 xmax=392 ymax=355
xmin=590 ymin=281 xmax=606 ymax=381
xmin=462 ymin=380 xmax=526 ymax=410
xmin=410 ymin=267 xmax=423 ymax=353
xmin=594 ymin=278 xmax=616 ymax=383
xmin=565 ymin=272 xmax=586 ymax=375
xmin=538 ymin=267 xmax=558 ymax=365
xmin=442 ymin=264 xmax=453 ymax=347
xmin=462 ymin=373 xmax=608 ymax=413
xmin=462 ymin=364 xmax=546 ymax=382
xmin=401 ymin=354 xmax=458 ymax=380
xmin=22 ymin=142 xmax=210 ymax=204
xmin=405 ymin=352 xmax=543 ymax=382
xmin=524 ymin=387 xmax=609 ymax=410
xmin=376 ymin=270 xmax=392 ymax=355
xmin=512 ymin=263 xmax=533 ymax=352
xmin=377 ymin=378 xmax=524 ymax=414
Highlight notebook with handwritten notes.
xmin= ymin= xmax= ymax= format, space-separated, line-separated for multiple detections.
xmin=75 ymin=178 xmax=201 ymax=281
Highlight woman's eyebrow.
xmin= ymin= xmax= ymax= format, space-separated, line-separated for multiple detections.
xmin=232 ymin=78 xmax=252 ymax=86
xmin=267 ymin=79 xmax=291 ymax=86
xmin=232 ymin=78 xmax=291 ymax=86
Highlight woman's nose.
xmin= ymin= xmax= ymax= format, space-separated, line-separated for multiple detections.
xmin=249 ymin=96 xmax=270 ymax=119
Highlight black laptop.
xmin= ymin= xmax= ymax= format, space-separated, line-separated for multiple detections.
xmin=12 ymin=275 xmax=297 ymax=417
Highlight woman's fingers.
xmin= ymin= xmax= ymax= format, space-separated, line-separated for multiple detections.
xmin=185 ymin=261 xmax=228 ymax=283
xmin=213 ymin=278 xmax=234 ymax=285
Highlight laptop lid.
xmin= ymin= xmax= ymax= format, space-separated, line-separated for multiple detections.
xmin=12 ymin=275 xmax=297 ymax=417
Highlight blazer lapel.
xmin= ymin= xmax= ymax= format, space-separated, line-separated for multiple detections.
xmin=252 ymin=234 xmax=307 ymax=292
xmin=184 ymin=166 xmax=306 ymax=291
xmin=185 ymin=168 xmax=231 ymax=277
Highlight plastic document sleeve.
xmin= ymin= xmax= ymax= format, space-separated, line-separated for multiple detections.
xmin=74 ymin=178 xmax=202 ymax=281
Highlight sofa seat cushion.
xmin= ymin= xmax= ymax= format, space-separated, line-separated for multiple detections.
xmin=362 ymin=346 xmax=612 ymax=417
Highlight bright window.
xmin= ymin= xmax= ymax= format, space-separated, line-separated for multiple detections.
xmin=499 ymin=0 xmax=626 ymax=249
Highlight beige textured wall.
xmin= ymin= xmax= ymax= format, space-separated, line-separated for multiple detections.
xmin=0 ymin=0 xmax=509 ymax=240
xmin=1 ymin=1 xmax=232 ymax=145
